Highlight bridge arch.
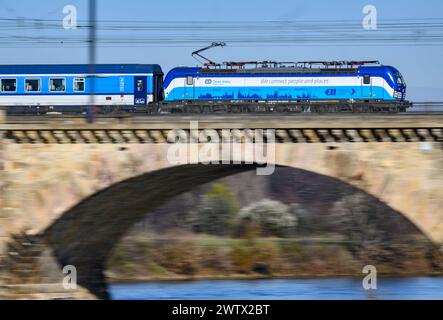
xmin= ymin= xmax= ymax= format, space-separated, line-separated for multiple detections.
xmin=2 ymin=141 xmax=442 ymax=299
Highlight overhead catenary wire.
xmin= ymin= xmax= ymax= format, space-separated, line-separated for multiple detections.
xmin=0 ymin=17 xmax=442 ymax=47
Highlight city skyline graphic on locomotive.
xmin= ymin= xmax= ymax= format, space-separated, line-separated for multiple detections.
xmin=0 ymin=45 xmax=411 ymax=113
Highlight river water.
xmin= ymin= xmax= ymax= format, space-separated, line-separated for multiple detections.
xmin=109 ymin=277 xmax=443 ymax=300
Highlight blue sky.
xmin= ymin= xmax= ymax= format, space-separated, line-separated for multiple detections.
xmin=0 ymin=0 xmax=442 ymax=100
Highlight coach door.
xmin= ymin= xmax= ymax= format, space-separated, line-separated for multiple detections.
xmin=134 ymin=76 xmax=147 ymax=105
xmin=361 ymin=75 xmax=373 ymax=98
xmin=184 ymin=75 xmax=195 ymax=100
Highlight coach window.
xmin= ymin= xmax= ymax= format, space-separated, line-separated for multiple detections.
xmin=74 ymin=78 xmax=85 ymax=92
xmin=1 ymin=79 xmax=17 ymax=92
xmin=363 ymin=75 xmax=371 ymax=85
xmin=186 ymin=76 xmax=194 ymax=86
xmin=25 ymin=78 xmax=41 ymax=92
xmin=50 ymin=78 xmax=66 ymax=92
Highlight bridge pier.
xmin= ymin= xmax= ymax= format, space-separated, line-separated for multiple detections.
xmin=0 ymin=232 xmax=96 ymax=299
xmin=0 ymin=107 xmax=5 ymax=246
xmin=0 ymin=108 xmax=95 ymax=299
xmin=0 ymin=106 xmax=5 ymax=298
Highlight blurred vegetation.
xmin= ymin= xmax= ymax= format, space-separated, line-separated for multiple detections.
xmin=191 ymin=183 xmax=240 ymax=236
xmin=235 ymin=199 xmax=298 ymax=237
xmin=107 ymin=169 xmax=443 ymax=282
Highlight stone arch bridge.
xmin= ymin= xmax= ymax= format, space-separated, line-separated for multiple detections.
xmin=0 ymin=111 xmax=442 ymax=299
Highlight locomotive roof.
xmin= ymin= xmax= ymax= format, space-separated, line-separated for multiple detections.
xmin=199 ymin=67 xmax=359 ymax=75
xmin=166 ymin=65 xmax=393 ymax=78
xmin=0 ymin=64 xmax=163 ymax=75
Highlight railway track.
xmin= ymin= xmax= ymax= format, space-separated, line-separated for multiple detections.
xmin=3 ymin=113 xmax=443 ymax=127
xmin=2 ymin=102 xmax=443 ymax=125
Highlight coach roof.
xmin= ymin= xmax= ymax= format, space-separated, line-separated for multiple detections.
xmin=0 ymin=64 xmax=163 ymax=75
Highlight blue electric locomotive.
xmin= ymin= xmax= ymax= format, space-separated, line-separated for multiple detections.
xmin=162 ymin=60 xmax=410 ymax=112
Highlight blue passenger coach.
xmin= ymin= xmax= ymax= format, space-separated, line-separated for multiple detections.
xmin=0 ymin=64 xmax=163 ymax=113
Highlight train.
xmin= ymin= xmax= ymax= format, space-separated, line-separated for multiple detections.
xmin=0 ymin=64 xmax=164 ymax=114
xmin=161 ymin=61 xmax=410 ymax=112
xmin=0 ymin=48 xmax=411 ymax=114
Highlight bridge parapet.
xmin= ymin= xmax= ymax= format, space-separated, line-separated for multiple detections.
xmin=1 ymin=127 xmax=442 ymax=145
xmin=1 ymin=128 xmax=441 ymax=144
xmin=2 ymin=114 xmax=442 ymax=144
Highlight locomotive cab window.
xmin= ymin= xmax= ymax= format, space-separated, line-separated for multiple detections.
xmin=74 ymin=77 xmax=85 ymax=92
xmin=49 ymin=78 xmax=66 ymax=92
xmin=186 ymin=76 xmax=194 ymax=86
xmin=395 ymin=72 xmax=405 ymax=85
xmin=363 ymin=75 xmax=371 ymax=85
xmin=25 ymin=79 xmax=41 ymax=92
xmin=1 ymin=79 xmax=17 ymax=92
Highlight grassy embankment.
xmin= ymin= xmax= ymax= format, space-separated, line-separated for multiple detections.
xmin=106 ymin=234 xmax=442 ymax=283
